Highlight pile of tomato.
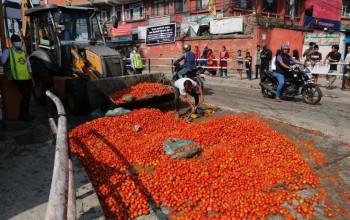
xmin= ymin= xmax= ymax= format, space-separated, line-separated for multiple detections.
xmin=109 ymin=82 xmax=173 ymax=104
xmin=69 ymin=108 xmax=335 ymax=219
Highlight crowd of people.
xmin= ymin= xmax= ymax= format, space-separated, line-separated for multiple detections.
xmin=189 ymin=43 xmax=350 ymax=91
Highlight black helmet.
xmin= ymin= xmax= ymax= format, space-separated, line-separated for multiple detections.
xmin=183 ymin=44 xmax=191 ymax=52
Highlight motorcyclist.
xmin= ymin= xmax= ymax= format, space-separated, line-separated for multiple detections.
xmin=274 ymin=44 xmax=303 ymax=102
xmin=174 ymin=44 xmax=196 ymax=79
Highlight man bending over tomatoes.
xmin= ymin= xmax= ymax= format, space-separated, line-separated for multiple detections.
xmin=174 ymin=77 xmax=204 ymax=118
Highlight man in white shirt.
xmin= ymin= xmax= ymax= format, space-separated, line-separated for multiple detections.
xmin=174 ymin=77 xmax=204 ymax=117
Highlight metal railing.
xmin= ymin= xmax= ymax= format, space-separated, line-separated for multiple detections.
xmin=131 ymin=57 xmax=350 ymax=77
xmin=45 ymin=91 xmax=76 ymax=220
xmin=128 ymin=57 xmax=247 ymax=74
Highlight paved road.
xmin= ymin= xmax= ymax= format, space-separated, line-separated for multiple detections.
xmin=203 ymin=76 xmax=350 ymax=141
xmin=1 ymin=72 xmax=349 ymax=219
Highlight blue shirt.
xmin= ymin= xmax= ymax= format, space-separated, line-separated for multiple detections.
xmin=237 ymin=54 xmax=243 ymax=64
xmin=174 ymin=51 xmax=196 ymax=69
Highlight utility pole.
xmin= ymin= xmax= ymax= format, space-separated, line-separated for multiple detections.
xmin=0 ymin=0 xmax=8 ymax=51
xmin=290 ymin=0 xmax=295 ymax=26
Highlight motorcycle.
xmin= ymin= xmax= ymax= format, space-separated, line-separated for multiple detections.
xmin=259 ymin=68 xmax=322 ymax=105
xmin=172 ymin=64 xmax=205 ymax=91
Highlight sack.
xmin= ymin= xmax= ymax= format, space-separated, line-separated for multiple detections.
xmin=105 ymin=107 xmax=131 ymax=117
xmin=162 ymin=138 xmax=195 ymax=155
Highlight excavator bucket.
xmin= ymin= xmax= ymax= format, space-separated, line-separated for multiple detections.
xmin=87 ymin=73 xmax=174 ymax=112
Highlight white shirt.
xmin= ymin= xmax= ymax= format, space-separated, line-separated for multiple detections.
xmin=174 ymin=78 xmax=197 ymax=95
xmin=130 ymin=50 xmax=136 ymax=68
xmin=345 ymin=53 xmax=350 ymax=62
xmin=271 ymin=56 xmax=277 ymax=71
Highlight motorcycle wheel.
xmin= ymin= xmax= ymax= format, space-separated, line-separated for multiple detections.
xmin=302 ymin=83 xmax=322 ymax=105
xmin=261 ymin=79 xmax=275 ymax=98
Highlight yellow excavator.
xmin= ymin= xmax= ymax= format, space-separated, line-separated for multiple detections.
xmin=18 ymin=0 xmax=124 ymax=114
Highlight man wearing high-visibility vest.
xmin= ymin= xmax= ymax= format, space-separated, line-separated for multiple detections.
xmin=130 ymin=45 xmax=143 ymax=74
xmin=1 ymin=34 xmax=34 ymax=122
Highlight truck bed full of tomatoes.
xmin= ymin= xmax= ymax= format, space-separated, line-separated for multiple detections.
xmin=109 ymin=82 xmax=173 ymax=104
xmin=69 ymin=108 xmax=337 ymax=219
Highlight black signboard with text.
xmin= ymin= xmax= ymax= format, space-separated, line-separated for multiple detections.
xmin=146 ymin=23 xmax=176 ymax=45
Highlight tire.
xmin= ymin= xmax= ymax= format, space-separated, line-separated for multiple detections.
xmin=65 ymin=78 xmax=89 ymax=115
xmin=31 ymin=61 xmax=53 ymax=104
xmin=302 ymin=83 xmax=322 ymax=105
xmin=261 ymin=79 xmax=276 ymax=98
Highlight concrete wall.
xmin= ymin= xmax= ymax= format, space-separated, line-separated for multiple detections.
xmin=269 ymin=28 xmax=306 ymax=59
xmin=139 ymin=36 xmax=254 ymax=72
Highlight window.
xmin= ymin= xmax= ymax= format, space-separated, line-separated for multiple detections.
xmin=115 ymin=7 xmax=122 ymax=21
xmin=342 ymin=0 xmax=350 ymax=17
xmin=126 ymin=3 xmax=145 ymax=21
xmin=100 ymin=10 xmax=111 ymax=22
xmin=175 ymin=0 xmax=187 ymax=13
xmin=235 ymin=0 xmax=252 ymax=10
xmin=154 ymin=0 xmax=168 ymax=16
xmin=196 ymin=0 xmax=206 ymax=10
xmin=286 ymin=0 xmax=298 ymax=16
xmin=263 ymin=0 xmax=277 ymax=13
xmin=37 ymin=17 xmax=55 ymax=46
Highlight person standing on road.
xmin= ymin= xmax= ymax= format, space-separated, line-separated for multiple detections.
xmin=206 ymin=49 xmax=217 ymax=76
xmin=255 ymin=45 xmax=261 ymax=79
xmin=260 ymin=45 xmax=272 ymax=78
xmin=303 ymin=42 xmax=315 ymax=61
xmin=309 ymin=45 xmax=322 ymax=83
xmin=274 ymin=44 xmax=303 ymax=102
xmin=292 ymin=50 xmax=301 ymax=69
xmin=344 ymin=45 xmax=350 ymax=90
xmin=1 ymin=34 xmax=34 ymax=122
xmin=194 ymin=45 xmax=200 ymax=66
xmin=323 ymin=45 xmax=341 ymax=89
xmin=236 ymin=50 xmax=244 ymax=80
xmin=219 ymin=46 xmax=229 ymax=78
xmin=245 ymin=51 xmax=252 ymax=80
xmin=173 ymin=77 xmax=204 ymax=118
xmin=130 ymin=45 xmax=143 ymax=74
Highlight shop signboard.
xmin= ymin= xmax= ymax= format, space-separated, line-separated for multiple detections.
xmin=304 ymin=33 xmax=340 ymax=46
xmin=112 ymin=24 xmax=132 ymax=43
xmin=304 ymin=16 xmax=341 ymax=31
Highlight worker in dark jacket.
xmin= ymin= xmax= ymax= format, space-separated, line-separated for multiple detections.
xmin=260 ymin=45 xmax=272 ymax=77
xmin=1 ymin=34 xmax=34 ymax=122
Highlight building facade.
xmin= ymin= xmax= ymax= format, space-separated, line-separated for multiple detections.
xmin=46 ymin=0 xmax=345 ymax=69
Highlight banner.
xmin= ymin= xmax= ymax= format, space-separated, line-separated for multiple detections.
xmin=210 ymin=17 xmax=243 ymax=34
xmin=146 ymin=23 xmax=176 ymax=45
xmin=309 ymin=62 xmax=330 ymax=75
xmin=112 ymin=24 xmax=132 ymax=37
xmin=205 ymin=0 xmax=216 ymax=17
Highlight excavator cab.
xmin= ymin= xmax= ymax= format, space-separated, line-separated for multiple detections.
xmin=23 ymin=5 xmax=124 ymax=114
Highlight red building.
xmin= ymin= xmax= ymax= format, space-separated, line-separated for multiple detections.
xmin=44 ymin=0 xmax=344 ymax=69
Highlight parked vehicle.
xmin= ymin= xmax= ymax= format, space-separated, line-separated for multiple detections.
xmin=172 ymin=64 xmax=205 ymax=91
xmin=259 ymin=68 xmax=322 ymax=105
